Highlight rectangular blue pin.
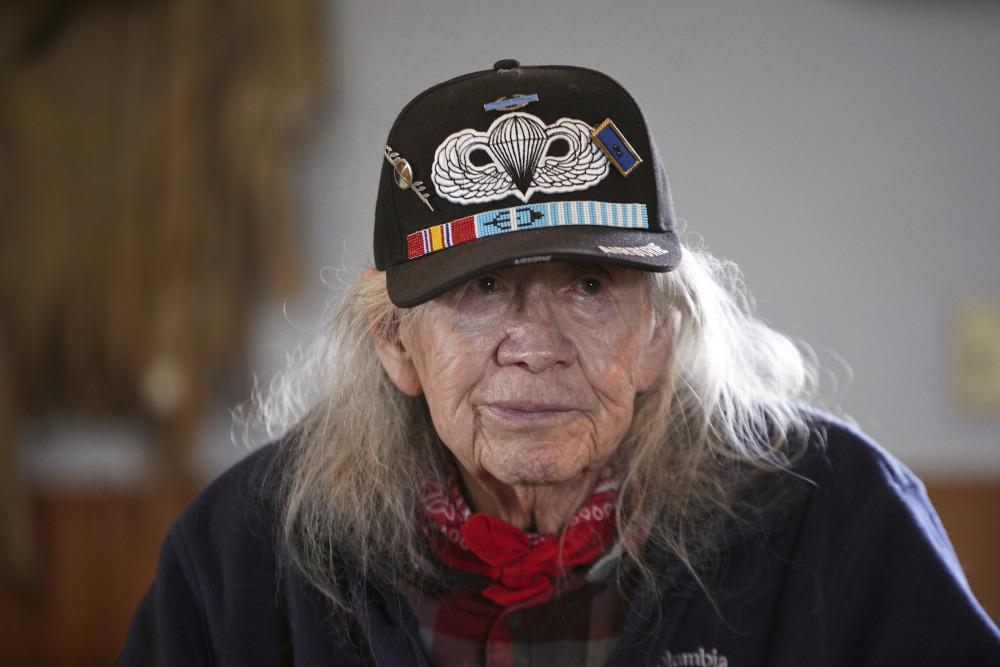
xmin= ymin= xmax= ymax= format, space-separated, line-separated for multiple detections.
xmin=591 ymin=118 xmax=642 ymax=177
xmin=483 ymin=94 xmax=539 ymax=112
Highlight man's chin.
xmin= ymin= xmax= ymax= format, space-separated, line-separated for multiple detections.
xmin=482 ymin=441 xmax=593 ymax=488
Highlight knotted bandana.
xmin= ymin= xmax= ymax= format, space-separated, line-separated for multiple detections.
xmin=418 ymin=460 xmax=620 ymax=606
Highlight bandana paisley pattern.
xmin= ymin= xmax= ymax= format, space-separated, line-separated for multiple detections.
xmin=418 ymin=460 xmax=620 ymax=606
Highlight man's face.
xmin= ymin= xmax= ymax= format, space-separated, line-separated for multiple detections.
xmin=381 ymin=262 xmax=672 ymax=489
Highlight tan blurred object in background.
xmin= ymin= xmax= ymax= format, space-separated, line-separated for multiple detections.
xmin=0 ymin=0 xmax=327 ymax=592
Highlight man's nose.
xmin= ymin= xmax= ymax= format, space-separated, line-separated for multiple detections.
xmin=496 ymin=283 xmax=576 ymax=372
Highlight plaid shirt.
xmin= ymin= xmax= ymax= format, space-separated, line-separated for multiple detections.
xmin=401 ymin=564 xmax=627 ymax=667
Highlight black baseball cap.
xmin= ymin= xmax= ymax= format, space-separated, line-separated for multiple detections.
xmin=374 ymin=59 xmax=680 ymax=307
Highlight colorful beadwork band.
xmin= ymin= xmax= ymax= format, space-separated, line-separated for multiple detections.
xmin=406 ymin=201 xmax=648 ymax=260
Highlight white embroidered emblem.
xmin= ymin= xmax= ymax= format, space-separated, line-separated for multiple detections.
xmin=432 ymin=112 xmax=610 ymax=205
xmin=598 ymin=242 xmax=669 ymax=257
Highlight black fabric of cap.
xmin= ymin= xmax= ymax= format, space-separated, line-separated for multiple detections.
xmin=374 ymin=60 xmax=680 ymax=307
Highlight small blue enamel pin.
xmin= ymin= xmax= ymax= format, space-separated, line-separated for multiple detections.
xmin=484 ymin=93 xmax=539 ymax=112
xmin=591 ymin=118 xmax=642 ymax=177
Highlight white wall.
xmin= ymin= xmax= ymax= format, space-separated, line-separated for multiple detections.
xmin=266 ymin=0 xmax=999 ymax=479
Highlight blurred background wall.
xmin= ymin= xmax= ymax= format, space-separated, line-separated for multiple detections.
xmin=283 ymin=0 xmax=1000 ymax=477
xmin=1 ymin=0 xmax=998 ymax=664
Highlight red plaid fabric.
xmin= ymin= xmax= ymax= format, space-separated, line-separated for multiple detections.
xmin=408 ymin=460 xmax=626 ymax=666
xmin=403 ymin=573 xmax=626 ymax=667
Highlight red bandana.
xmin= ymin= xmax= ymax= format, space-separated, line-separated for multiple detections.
xmin=418 ymin=460 xmax=620 ymax=606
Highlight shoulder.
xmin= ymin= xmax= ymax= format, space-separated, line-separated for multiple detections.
xmin=781 ymin=411 xmax=970 ymax=595
xmin=795 ymin=412 xmax=928 ymax=514
xmin=160 ymin=440 xmax=290 ymax=610
xmin=121 ymin=440 xmax=387 ymax=664
xmin=733 ymin=410 xmax=947 ymax=570
xmin=174 ymin=441 xmax=284 ymax=545
xmin=762 ymin=415 xmax=1000 ymax=657
xmin=735 ymin=411 xmax=924 ymax=538
xmin=119 ymin=442 xmax=290 ymax=663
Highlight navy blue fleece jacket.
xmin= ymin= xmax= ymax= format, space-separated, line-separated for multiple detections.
xmin=118 ymin=418 xmax=1000 ymax=665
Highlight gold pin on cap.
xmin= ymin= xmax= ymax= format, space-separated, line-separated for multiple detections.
xmin=384 ymin=145 xmax=433 ymax=211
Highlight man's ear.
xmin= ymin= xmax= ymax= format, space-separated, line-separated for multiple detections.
xmin=364 ymin=269 xmax=424 ymax=397
xmin=636 ymin=313 xmax=674 ymax=392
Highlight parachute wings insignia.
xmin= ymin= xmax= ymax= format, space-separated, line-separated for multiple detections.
xmin=432 ymin=112 xmax=610 ymax=205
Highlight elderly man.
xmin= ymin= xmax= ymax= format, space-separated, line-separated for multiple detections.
xmin=119 ymin=61 xmax=1000 ymax=665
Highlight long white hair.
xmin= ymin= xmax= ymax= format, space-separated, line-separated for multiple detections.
xmin=242 ymin=241 xmax=822 ymax=611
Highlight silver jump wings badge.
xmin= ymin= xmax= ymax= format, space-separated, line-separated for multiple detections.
xmin=431 ymin=112 xmax=610 ymax=205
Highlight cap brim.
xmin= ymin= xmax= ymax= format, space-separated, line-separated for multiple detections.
xmin=384 ymin=226 xmax=680 ymax=307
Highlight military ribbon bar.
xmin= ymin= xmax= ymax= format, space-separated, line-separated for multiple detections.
xmin=406 ymin=201 xmax=648 ymax=259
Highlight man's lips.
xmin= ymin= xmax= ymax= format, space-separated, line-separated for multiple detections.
xmin=480 ymin=401 xmax=578 ymax=422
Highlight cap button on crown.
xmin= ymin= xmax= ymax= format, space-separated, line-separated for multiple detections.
xmin=493 ymin=59 xmax=520 ymax=71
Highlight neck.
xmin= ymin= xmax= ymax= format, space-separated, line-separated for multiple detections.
xmin=456 ymin=466 xmax=603 ymax=535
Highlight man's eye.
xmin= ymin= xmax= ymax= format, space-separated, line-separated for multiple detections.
xmin=472 ymin=276 xmax=500 ymax=294
xmin=579 ymin=277 xmax=603 ymax=295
